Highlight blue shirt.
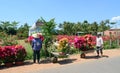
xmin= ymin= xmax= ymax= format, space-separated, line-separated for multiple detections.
xmin=32 ymin=38 xmax=42 ymax=50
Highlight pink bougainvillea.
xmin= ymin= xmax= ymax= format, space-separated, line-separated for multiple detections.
xmin=0 ymin=45 xmax=27 ymax=64
xmin=27 ymin=34 xmax=44 ymax=43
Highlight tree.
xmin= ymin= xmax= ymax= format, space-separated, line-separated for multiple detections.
xmin=39 ymin=17 xmax=56 ymax=57
xmin=99 ymin=20 xmax=110 ymax=35
xmin=81 ymin=20 xmax=90 ymax=33
xmin=17 ymin=23 xmax=29 ymax=39
xmin=63 ymin=21 xmax=74 ymax=35
xmin=72 ymin=22 xmax=81 ymax=35
xmin=91 ymin=22 xmax=98 ymax=35
xmin=0 ymin=21 xmax=18 ymax=35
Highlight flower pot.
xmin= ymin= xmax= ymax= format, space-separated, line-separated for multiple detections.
xmin=15 ymin=61 xmax=24 ymax=66
xmin=5 ymin=63 xmax=13 ymax=67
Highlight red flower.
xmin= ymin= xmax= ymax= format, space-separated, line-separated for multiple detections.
xmin=28 ymin=34 xmax=44 ymax=43
xmin=14 ymin=45 xmax=27 ymax=62
xmin=74 ymin=36 xmax=85 ymax=49
xmin=2 ymin=46 xmax=15 ymax=63
xmin=0 ymin=46 xmax=4 ymax=60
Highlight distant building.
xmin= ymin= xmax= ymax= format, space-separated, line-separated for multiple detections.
xmin=76 ymin=32 xmax=86 ymax=36
xmin=29 ymin=21 xmax=43 ymax=36
xmin=104 ymin=29 xmax=120 ymax=36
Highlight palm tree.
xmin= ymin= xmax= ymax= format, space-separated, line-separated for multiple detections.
xmin=62 ymin=21 xmax=74 ymax=35
xmin=91 ymin=22 xmax=98 ymax=35
xmin=72 ymin=22 xmax=81 ymax=35
xmin=99 ymin=20 xmax=110 ymax=35
xmin=81 ymin=20 xmax=89 ymax=33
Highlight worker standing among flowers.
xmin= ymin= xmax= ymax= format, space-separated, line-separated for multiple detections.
xmin=96 ymin=33 xmax=103 ymax=57
xmin=32 ymin=33 xmax=42 ymax=63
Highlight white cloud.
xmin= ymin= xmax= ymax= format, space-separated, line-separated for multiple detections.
xmin=111 ymin=16 xmax=120 ymax=22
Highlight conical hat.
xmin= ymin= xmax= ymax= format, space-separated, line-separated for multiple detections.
xmin=32 ymin=33 xmax=39 ymax=38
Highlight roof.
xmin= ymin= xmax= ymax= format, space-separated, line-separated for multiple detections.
xmin=108 ymin=29 xmax=120 ymax=31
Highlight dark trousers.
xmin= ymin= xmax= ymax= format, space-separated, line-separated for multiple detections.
xmin=33 ymin=50 xmax=40 ymax=63
xmin=96 ymin=46 xmax=103 ymax=55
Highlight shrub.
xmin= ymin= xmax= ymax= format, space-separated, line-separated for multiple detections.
xmin=2 ymin=35 xmax=18 ymax=46
xmin=74 ymin=34 xmax=96 ymax=51
xmin=0 ymin=46 xmax=4 ymax=63
xmin=2 ymin=46 xmax=15 ymax=63
xmin=14 ymin=45 xmax=27 ymax=62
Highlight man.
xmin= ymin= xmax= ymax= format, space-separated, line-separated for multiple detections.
xmin=96 ymin=33 xmax=103 ymax=57
xmin=32 ymin=33 xmax=42 ymax=63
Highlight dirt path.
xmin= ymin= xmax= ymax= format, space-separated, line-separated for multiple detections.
xmin=0 ymin=49 xmax=120 ymax=73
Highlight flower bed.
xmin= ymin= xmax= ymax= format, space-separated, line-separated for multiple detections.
xmin=56 ymin=34 xmax=96 ymax=51
xmin=0 ymin=45 xmax=27 ymax=66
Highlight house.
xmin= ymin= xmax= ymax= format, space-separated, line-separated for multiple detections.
xmin=104 ymin=29 xmax=120 ymax=36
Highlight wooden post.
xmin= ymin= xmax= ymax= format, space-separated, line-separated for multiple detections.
xmin=109 ymin=32 xmax=112 ymax=48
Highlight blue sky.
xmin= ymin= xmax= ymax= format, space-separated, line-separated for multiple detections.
xmin=0 ymin=0 xmax=120 ymax=28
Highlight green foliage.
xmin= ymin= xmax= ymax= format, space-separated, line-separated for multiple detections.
xmin=40 ymin=18 xmax=56 ymax=57
xmin=0 ymin=19 xmax=112 ymax=39
xmin=17 ymin=40 xmax=33 ymax=60
xmin=57 ymin=19 xmax=111 ymax=35
xmin=17 ymin=23 xmax=29 ymax=39
xmin=104 ymin=40 xmax=119 ymax=50
xmin=0 ymin=21 xmax=18 ymax=35
xmin=2 ymin=35 xmax=18 ymax=46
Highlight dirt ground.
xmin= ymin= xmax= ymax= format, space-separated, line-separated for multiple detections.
xmin=0 ymin=49 xmax=120 ymax=73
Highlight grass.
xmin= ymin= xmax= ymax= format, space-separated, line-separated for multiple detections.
xmin=17 ymin=40 xmax=50 ymax=60
xmin=17 ymin=40 xmax=33 ymax=60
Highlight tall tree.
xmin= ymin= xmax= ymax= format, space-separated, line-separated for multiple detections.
xmin=17 ymin=23 xmax=29 ymax=39
xmin=39 ymin=17 xmax=56 ymax=57
xmin=62 ymin=21 xmax=74 ymax=35
xmin=81 ymin=20 xmax=90 ymax=33
xmin=99 ymin=20 xmax=110 ymax=35
xmin=0 ymin=21 xmax=18 ymax=35
xmin=72 ymin=22 xmax=81 ymax=35
xmin=91 ymin=22 xmax=98 ymax=35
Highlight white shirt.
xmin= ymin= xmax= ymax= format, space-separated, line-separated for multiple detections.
xmin=96 ymin=37 xmax=103 ymax=47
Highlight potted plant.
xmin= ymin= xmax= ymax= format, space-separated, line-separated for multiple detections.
xmin=2 ymin=46 xmax=15 ymax=67
xmin=14 ymin=45 xmax=27 ymax=65
xmin=58 ymin=38 xmax=69 ymax=55
xmin=74 ymin=36 xmax=86 ymax=51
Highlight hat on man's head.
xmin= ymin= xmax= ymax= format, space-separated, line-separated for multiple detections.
xmin=97 ymin=33 xmax=101 ymax=36
xmin=32 ymin=33 xmax=39 ymax=38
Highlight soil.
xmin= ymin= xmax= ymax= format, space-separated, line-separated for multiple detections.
xmin=0 ymin=49 xmax=120 ymax=73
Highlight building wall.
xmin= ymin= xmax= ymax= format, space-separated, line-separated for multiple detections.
xmin=104 ymin=29 xmax=120 ymax=36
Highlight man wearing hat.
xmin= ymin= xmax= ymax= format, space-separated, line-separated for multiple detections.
xmin=96 ymin=33 xmax=103 ymax=57
xmin=32 ymin=33 xmax=42 ymax=63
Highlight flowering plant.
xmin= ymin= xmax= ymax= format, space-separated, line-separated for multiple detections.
xmin=84 ymin=34 xmax=96 ymax=49
xmin=2 ymin=46 xmax=15 ymax=63
xmin=57 ymin=35 xmax=77 ymax=45
xmin=14 ymin=45 xmax=27 ymax=62
xmin=74 ymin=36 xmax=86 ymax=51
xmin=74 ymin=35 xmax=96 ymax=51
xmin=0 ymin=46 xmax=4 ymax=64
xmin=58 ymin=38 xmax=69 ymax=54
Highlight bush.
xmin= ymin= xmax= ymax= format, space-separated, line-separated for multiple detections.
xmin=2 ymin=35 xmax=18 ymax=46
xmin=0 ymin=46 xmax=4 ymax=63
xmin=0 ymin=45 xmax=27 ymax=64
xmin=14 ymin=45 xmax=27 ymax=62
xmin=2 ymin=46 xmax=15 ymax=63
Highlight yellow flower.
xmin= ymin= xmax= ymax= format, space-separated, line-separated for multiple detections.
xmin=58 ymin=38 xmax=68 ymax=52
